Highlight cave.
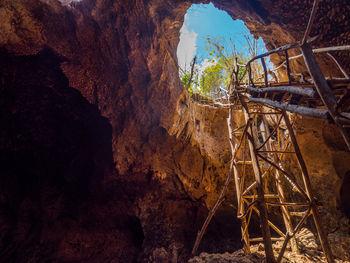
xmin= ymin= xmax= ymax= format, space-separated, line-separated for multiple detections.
xmin=341 ymin=171 xmax=350 ymax=218
xmin=0 ymin=0 xmax=350 ymax=262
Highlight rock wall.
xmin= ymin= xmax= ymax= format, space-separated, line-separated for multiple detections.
xmin=0 ymin=0 xmax=349 ymax=262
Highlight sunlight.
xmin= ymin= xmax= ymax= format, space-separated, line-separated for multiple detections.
xmin=177 ymin=2 xmax=270 ymax=97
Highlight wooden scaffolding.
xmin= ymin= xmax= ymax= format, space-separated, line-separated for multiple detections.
xmin=192 ymin=1 xmax=349 ymax=262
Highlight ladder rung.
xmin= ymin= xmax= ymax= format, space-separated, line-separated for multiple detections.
xmin=236 ymin=161 xmax=253 ymax=164
xmin=249 ymin=237 xmax=284 ymax=242
xmin=243 ymin=194 xmax=280 ymax=199
xmin=257 ymin=150 xmax=295 ymax=154
xmin=290 ymin=211 xmax=309 ymax=217
xmin=266 ymin=201 xmax=310 ymax=207
xmin=236 ymin=161 xmax=268 ymax=164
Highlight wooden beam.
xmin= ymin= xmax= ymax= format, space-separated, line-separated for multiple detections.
xmin=249 ymin=97 xmax=328 ymax=119
xmin=327 ymin=52 xmax=350 ymax=79
xmin=285 ymin=50 xmax=292 ymax=85
xmin=261 ymin=58 xmax=269 ymax=87
xmin=271 ymin=45 xmax=350 ymax=75
xmin=282 ymin=111 xmax=334 ymax=263
xmin=301 ymin=43 xmax=338 ymax=112
xmin=257 ymin=153 xmax=309 ymax=200
xmin=247 ymin=42 xmax=301 ymax=65
xmin=246 ymin=85 xmax=315 ymax=97
xmin=262 ymin=115 xmax=299 ymax=254
xmin=301 ymin=42 xmax=350 ymax=151
xmin=250 ymin=237 xmax=284 ymax=242
xmin=242 ymin=106 xmax=276 ymax=263
xmin=249 ymin=205 xmax=286 ymax=238
xmin=276 ymin=208 xmax=311 ymax=263
xmin=302 ymin=0 xmax=320 ymax=44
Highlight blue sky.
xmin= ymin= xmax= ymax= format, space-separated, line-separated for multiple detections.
xmin=177 ymin=2 xmax=267 ymax=70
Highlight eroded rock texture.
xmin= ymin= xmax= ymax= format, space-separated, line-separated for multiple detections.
xmin=0 ymin=0 xmax=349 ymax=262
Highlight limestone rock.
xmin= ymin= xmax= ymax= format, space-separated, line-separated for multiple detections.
xmin=0 ymin=0 xmax=349 ymax=262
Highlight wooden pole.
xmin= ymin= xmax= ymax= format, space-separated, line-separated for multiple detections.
xmin=301 ymin=0 xmax=320 ymax=44
xmin=241 ymin=103 xmax=276 ymax=263
xmin=326 ymin=52 xmax=350 ymax=79
xmin=282 ymin=111 xmax=334 ymax=263
xmin=276 ymin=208 xmax=311 ymax=263
xmin=301 ymin=42 xmax=350 ymax=151
xmin=234 ymin=160 xmax=250 ymax=253
xmin=261 ymin=58 xmax=269 ymax=87
xmin=249 ymin=97 xmax=329 ymax=119
xmin=273 ymin=45 xmax=350 ymax=73
xmin=285 ymin=50 xmax=292 ymax=85
xmin=246 ymin=86 xmax=315 ymax=97
xmin=262 ymin=115 xmax=299 ymax=254
xmin=230 ymin=115 xmax=251 ymax=253
xmin=247 ymin=42 xmax=301 ymax=65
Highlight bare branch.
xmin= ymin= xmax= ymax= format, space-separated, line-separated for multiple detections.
xmin=185 ymin=56 xmax=197 ymax=90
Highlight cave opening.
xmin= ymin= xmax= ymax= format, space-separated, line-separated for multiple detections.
xmin=176 ymin=2 xmax=268 ymax=98
xmin=175 ymin=2 xmax=272 ymax=255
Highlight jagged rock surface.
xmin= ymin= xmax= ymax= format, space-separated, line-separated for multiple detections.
xmin=0 ymin=0 xmax=350 ymax=262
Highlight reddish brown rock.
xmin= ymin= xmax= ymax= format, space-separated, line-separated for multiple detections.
xmin=0 ymin=0 xmax=350 ymax=262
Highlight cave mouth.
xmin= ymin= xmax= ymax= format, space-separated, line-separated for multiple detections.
xmin=176 ymin=2 xmax=268 ymax=97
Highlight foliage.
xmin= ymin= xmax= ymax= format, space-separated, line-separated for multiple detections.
xmin=198 ymin=37 xmax=248 ymax=98
xmin=199 ymin=60 xmax=224 ymax=96
xmin=179 ymin=35 xmax=265 ymax=98
xmin=180 ymin=67 xmax=199 ymax=94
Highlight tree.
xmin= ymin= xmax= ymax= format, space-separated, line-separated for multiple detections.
xmin=179 ymin=35 xmax=265 ymax=98
xmin=199 ymin=59 xmax=225 ymax=97
xmin=179 ymin=57 xmax=199 ymax=94
xmin=198 ymin=37 xmax=248 ymax=98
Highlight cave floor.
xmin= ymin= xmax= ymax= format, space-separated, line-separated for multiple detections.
xmin=189 ymin=228 xmax=350 ymax=263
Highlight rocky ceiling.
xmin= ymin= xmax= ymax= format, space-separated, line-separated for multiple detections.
xmin=0 ymin=0 xmax=349 ymax=262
